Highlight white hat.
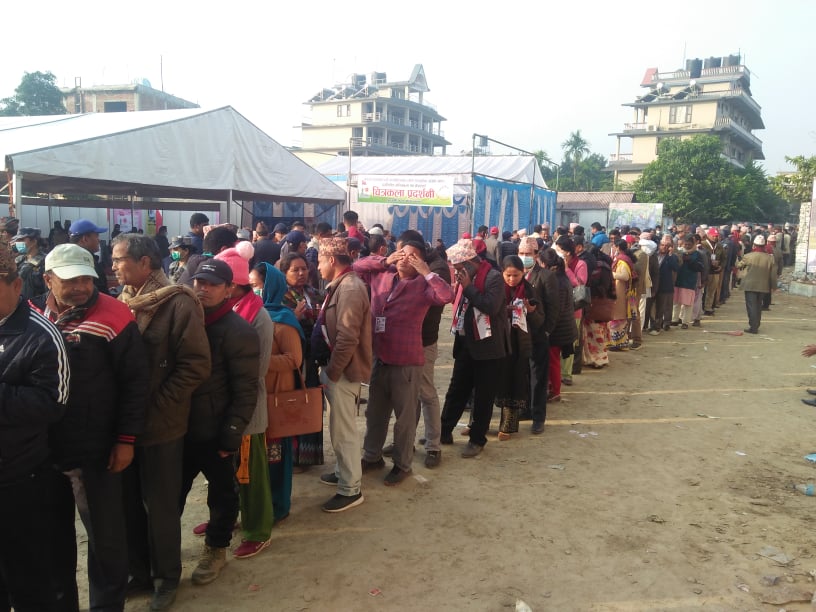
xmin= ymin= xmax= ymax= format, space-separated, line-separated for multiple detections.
xmin=753 ymin=234 xmax=766 ymax=246
xmin=45 ymin=244 xmax=98 ymax=279
xmin=368 ymin=226 xmax=384 ymax=236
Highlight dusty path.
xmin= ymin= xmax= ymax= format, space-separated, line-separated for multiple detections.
xmin=78 ymin=282 xmax=816 ymax=611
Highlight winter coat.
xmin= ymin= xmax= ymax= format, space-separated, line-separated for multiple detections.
xmin=548 ymin=273 xmax=577 ymax=348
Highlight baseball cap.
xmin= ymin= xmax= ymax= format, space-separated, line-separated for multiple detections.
xmin=45 ymin=244 xmax=99 ymax=279
xmin=69 ymin=219 xmax=108 ymax=236
xmin=489 ymin=226 xmax=499 ymax=235
xmin=169 ymin=235 xmax=192 ymax=249
xmin=707 ymin=228 xmax=719 ymax=238
xmin=191 ymin=259 xmax=233 ymax=285
xmin=285 ymin=230 xmax=308 ymax=246
xmin=273 ymin=223 xmax=288 ymax=234
xmin=11 ymin=227 xmax=41 ymax=241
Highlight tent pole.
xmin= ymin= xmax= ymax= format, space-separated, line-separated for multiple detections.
xmin=130 ymin=194 xmax=134 ymax=230
xmin=470 ymin=134 xmax=476 ymax=232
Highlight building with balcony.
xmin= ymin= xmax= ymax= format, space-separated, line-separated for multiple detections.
xmin=61 ymin=79 xmax=198 ymax=114
xmin=608 ymin=54 xmax=764 ymax=187
xmin=296 ymin=64 xmax=449 ymax=167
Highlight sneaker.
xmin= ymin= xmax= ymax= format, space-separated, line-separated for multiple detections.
xmin=322 ymin=492 xmax=364 ymax=513
xmin=150 ymin=582 xmax=178 ymax=611
xmin=531 ymin=421 xmax=545 ymax=435
xmin=648 ymin=329 xmax=660 ymax=336
xmin=744 ymin=327 xmax=758 ymax=334
xmin=319 ymin=472 xmax=339 ymax=486
xmin=704 ymin=310 xmax=714 ymax=316
xmin=233 ymin=538 xmax=271 ymax=560
xmin=461 ymin=442 xmax=483 ymax=458
xmin=191 ymin=545 xmax=227 ymax=586
xmin=424 ymin=450 xmax=441 ymax=469
xmin=383 ymin=466 xmax=412 ymax=486
xmin=692 ymin=320 xmax=701 ymax=327
xmin=361 ymin=457 xmax=386 ymax=473
xmin=681 ymin=323 xmax=689 ymax=329
xmin=440 ymin=432 xmax=454 ymax=445
xmin=630 ymin=342 xmax=642 ymax=350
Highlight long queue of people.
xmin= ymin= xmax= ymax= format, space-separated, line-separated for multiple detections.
xmin=0 ymin=207 xmax=791 ymax=612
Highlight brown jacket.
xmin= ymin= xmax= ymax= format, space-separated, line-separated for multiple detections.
xmin=120 ymin=270 xmax=211 ymax=446
xmin=738 ymin=251 xmax=777 ymax=294
xmin=323 ymin=270 xmax=372 ymax=383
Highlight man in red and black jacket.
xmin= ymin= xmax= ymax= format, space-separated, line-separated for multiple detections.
xmin=32 ymin=243 xmax=149 ymax=612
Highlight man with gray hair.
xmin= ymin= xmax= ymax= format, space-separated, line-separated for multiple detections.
xmin=112 ymin=233 xmax=211 ymax=611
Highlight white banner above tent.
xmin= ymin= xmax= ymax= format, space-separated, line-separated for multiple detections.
xmin=358 ymin=174 xmax=454 ymax=207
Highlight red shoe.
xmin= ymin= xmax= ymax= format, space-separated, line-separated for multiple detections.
xmin=233 ymin=538 xmax=271 ymax=559
xmin=192 ymin=521 xmax=240 ymax=536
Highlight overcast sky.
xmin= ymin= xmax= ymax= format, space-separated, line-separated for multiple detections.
xmin=4 ymin=1 xmax=814 ymax=177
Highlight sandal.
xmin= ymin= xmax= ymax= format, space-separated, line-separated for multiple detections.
xmin=497 ymin=432 xmax=511 ymax=441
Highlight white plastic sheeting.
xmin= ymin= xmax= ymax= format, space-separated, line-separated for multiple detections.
xmin=2 ymin=107 xmax=346 ymax=203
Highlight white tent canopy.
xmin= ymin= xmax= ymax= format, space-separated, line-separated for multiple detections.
xmin=2 ymin=106 xmax=346 ymax=204
xmin=317 ymin=155 xmax=549 ymax=192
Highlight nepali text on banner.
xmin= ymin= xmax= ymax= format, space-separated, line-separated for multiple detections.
xmin=357 ymin=175 xmax=454 ymax=207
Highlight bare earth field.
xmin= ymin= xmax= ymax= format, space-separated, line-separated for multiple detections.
xmin=78 ymin=281 xmax=816 ymax=611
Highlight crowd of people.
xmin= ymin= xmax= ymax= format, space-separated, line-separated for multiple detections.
xmin=0 ymin=208 xmax=795 ymax=611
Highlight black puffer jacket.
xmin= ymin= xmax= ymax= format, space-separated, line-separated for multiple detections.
xmin=31 ymin=291 xmax=149 ymax=470
xmin=549 ymin=273 xmax=577 ymax=348
xmin=188 ymin=307 xmax=260 ymax=453
xmin=0 ymin=299 xmax=69 ymax=486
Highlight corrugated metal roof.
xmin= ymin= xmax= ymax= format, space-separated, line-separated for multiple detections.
xmin=557 ymin=191 xmax=635 ymax=209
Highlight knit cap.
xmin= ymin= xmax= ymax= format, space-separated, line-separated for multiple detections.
xmin=215 ymin=242 xmax=254 ymax=285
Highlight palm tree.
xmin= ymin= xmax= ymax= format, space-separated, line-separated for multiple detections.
xmin=561 ymin=130 xmax=590 ymax=186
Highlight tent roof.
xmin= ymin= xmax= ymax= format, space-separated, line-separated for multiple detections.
xmin=1 ymin=107 xmax=346 ymax=204
xmin=316 ymin=155 xmax=549 ymax=189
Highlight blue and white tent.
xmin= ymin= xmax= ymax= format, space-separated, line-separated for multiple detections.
xmin=316 ymin=155 xmax=556 ymax=248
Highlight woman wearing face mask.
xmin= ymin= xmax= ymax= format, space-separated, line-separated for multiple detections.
xmin=249 ymin=263 xmax=304 ymax=526
xmin=168 ymin=236 xmax=192 ymax=284
xmin=555 ymin=236 xmax=587 ymax=387
xmin=495 ymin=256 xmax=542 ymax=440
xmin=12 ymin=227 xmax=46 ymax=299
xmin=539 ymin=248 xmax=576 ymax=403
xmin=279 ymin=253 xmax=325 ymax=471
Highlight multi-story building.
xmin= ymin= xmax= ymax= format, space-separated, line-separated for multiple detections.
xmin=61 ymin=79 xmax=198 ymax=114
xmin=608 ymin=54 xmax=764 ymax=187
xmin=296 ymin=64 xmax=449 ymax=167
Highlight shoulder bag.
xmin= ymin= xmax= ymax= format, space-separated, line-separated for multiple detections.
xmin=267 ymin=367 xmax=324 ymax=439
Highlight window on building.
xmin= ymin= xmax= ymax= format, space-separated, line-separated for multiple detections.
xmin=104 ymin=101 xmax=127 ymax=113
xmin=669 ymin=105 xmax=692 ymax=124
xmin=336 ymin=104 xmax=351 ymax=117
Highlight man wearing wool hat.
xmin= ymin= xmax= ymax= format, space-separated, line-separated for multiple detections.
xmin=737 ymin=234 xmax=776 ymax=334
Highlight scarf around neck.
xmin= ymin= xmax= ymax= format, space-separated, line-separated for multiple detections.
xmin=260 ymin=262 xmax=304 ymax=338
xmin=121 ymin=269 xmax=198 ymax=333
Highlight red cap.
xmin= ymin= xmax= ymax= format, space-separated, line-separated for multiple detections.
xmin=462 ymin=232 xmax=472 ymax=239
xmin=624 ymin=234 xmax=637 ymax=245
xmin=489 ymin=226 xmax=499 ymax=235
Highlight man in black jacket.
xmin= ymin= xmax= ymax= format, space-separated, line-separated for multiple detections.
xmin=33 ymin=243 xmax=149 ymax=612
xmin=0 ymin=243 xmax=72 ymax=611
xmin=440 ymin=239 xmax=509 ymax=457
xmin=183 ymin=260 xmax=260 ymax=587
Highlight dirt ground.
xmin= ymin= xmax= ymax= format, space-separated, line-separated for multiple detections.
xmin=76 ymin=276 xmax=816 ymax=611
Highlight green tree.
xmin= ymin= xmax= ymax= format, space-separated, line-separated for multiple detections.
xmin=0 ymin=71 xmax=66 ymax=116
xmin=533 ymin=149 xmax=558 ymax=188
xmin=635 ymin=135 xmax=741 ymax=223
xmin=561 ymin=130 xmax=590 ymax=186
xmin=772 ymin=155 xmax=816 ymax=203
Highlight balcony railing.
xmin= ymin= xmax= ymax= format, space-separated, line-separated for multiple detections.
xmin=714 ymin=117 xmax=763 ymax=149
xmin=362 ymin=112 xmax=383 ymax=122
xmin=623 ymin=122 xmax=648 ymax=131
xmin=609 ymin=153 xmax=633 ymax=162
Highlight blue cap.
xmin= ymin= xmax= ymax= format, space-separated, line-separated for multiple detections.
xmin=70 ymin=219 xmax=108 ymax=236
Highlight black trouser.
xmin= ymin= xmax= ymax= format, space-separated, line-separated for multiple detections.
xmin=440 ymin=352 xmax=503 ymax=447
xmin=529 ymin=338 xmax=551 ymax=425
xmin=745 ymin=291 xmax=763 ymax=332
xmin=180 ymin=437 xmax=239 ymax=549
xmin=0 ymin=467 xmax=75 ymax=612
xmin=654 ymin=293 xmax=674 ymax=330
xmin=55 ymin=464 xmax=129 ymax=612
xmin=123 ymin=439 xmax=184 ymax=588
xmin=761 ymin=291 xmax=771 ymax=310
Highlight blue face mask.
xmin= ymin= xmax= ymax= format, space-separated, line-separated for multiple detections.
xmin=520 ymin=255 xmax=534 ymax=269
xmin=14 ymin=242 xmax=27 ymax=254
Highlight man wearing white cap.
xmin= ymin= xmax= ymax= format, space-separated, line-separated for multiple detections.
xmin=737 ymin=235 xmax=776 ymax=334
xmin=32 ymin=243 xmax=149 ymax=611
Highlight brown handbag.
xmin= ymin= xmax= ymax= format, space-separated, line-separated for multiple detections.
xmin=266 ymin=368 xmax=324 ymax=439
xmin=587 ymin=296 xmax=615 ymax=323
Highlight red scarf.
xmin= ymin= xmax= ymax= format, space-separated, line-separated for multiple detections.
xmin=231 ymin=292 xmax=263 ymax=324
xmin=504 ymin=280 xmax=525 ymax=304
xmin=204 ymin=300 xmax=233 ymax=326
